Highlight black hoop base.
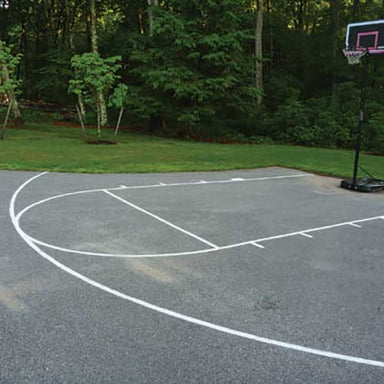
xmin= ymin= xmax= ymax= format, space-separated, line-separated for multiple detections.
xmin=340 ymin=178 xmax=384 ymax=192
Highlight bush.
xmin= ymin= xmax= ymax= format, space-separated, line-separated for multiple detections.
xmin=367 ymin=110 xmax=384 ymax=153
xmin=0 ymin=106 xmax=63 ymax=123
xmin=257 ymin=82 xmax=378 ymax=150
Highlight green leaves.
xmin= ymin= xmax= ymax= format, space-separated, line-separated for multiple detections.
xmin=0 ymin=40 xmax=22 ymax=96
xmin=108 ymin=83 xmax=128 ymax=108
xmin=69 ymin=53 xmax=122 ymax=96
xmin=69 ymin=52 xmax=122 ymax=109
xmin=127 ymin=0 xmax=256 ymax=130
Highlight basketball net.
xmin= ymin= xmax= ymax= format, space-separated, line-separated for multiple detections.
xmin=343 ymin=48 xmax=369 ymax=65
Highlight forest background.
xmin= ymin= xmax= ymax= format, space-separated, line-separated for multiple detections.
xmin=1 ymin=0 xmax=384 ymax=153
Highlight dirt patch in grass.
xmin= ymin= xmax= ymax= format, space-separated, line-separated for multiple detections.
xmin=85 ymin=139 xmax=117 ymax=145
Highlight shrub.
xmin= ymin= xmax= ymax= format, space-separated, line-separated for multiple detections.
xmin=367 ymin=110 xmax=384 ymax=153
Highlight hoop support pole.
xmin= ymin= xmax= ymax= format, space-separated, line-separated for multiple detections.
xmin=352 ymin=85 xmax=365 ymax=189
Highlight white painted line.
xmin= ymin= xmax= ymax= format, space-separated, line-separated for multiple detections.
xmin=231 ymin=178 xmax=244 ymax=181
xmin=104 ymin=190 xmax=219 ymax=249
xmin=300 ymin=233 xmax=313 ymax=238
xmin=24 ymin=235 xmax=217 ymax=257
xmin=200 ymin=180 xmax=207 ymax=184
xmin=251 ymin=242 xmax=265 ymax=249
xmin=348 ymin=223 xmax=362 ymax=228
xmin=10 ymin=172 xmax=384 ymax=368
xmin=110 ymin=174 xmax=308 ymax=191
xmin=15 ymin=185 xmax=128 ymax=222
xmin=19 ymin=209 xmax=384 ymax=258
xmin=254 ymin=215 xmax=384 ymax=244
xmin=14 ymin=171 xmax=384 ymax=259
xmin=15 ymin=173 xmax=310 ymax=222
xmin=159 ymin=182 xmax=166 ymax=186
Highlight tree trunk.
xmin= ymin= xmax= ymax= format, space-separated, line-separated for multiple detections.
xmin=89 ymin=0 xmax=98 ymax=54
xmin=138 ymin=10 xmax=145 ymax=34
xmin=76 ymin=104 xmax=87 ymax=137
xmin=330 ymin=0 xmax=340 ymax=94
xmin=297 ymin=0 xmax=308 ymax=31
xmin=254 ymin=0 xmax=263 ymax=107
xmin=0 ymin=101 xmax=12 ymax=140
xmin=9 ymin=95 xmax=22 ymax=126
xmin=147 ymin=0 xmax=159 ymax=35
xmin=64 ymin=0 xmax=74 ymax=50
xmin=96 ymin=104 xmax=101 ymax=139
xmin=2 ymin=65 xmax=23 ymax=127
xmin=68 ymin=0 xmax=86 ymax=120
xmin=266 ymin=0 xmax=274 ymax=69
xmin=114 ymin=107 xmax=124 ymax=137
xmin=89 ymin=0 xmax=107 ymax=127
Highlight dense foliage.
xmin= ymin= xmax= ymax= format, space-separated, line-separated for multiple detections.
xmin=1 ymin=0 xmax=384 ymax=150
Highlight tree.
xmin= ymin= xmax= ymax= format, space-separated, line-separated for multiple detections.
xmin=253 ymin=0 xmax=264 ymax=107
xmin=89 ymin=0 xmax=108 ymax=127
xmin=108 ymin=83 xmax=128 ymax=137
xmin=147 ymin=0 xmax=159 ymax=35
xmin=2 ymin=0 xmax=384 ymax=151
xmin=0 ymin=40 xmax=22 ymax=140
xmin=127 ymin=0 xmax=259 ymax=134
xmin=69 ymin=52 xmax=122 ymax=139
xmin=330 ymin=0 xmax=342 ymax=93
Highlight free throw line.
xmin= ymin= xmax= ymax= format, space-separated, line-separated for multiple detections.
xmin=104 ymin=190 xmax=218 ymax=249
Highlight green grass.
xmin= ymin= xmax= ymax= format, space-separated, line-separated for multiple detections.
xmin=1 ymin=122 xmax=384 ymax=178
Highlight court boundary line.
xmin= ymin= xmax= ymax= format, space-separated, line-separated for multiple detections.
xmin=9 ymin=172 xmax=384 ymax=368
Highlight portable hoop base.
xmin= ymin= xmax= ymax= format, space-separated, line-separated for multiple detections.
xmin=340 ymin=178 xmax=384 ymax=192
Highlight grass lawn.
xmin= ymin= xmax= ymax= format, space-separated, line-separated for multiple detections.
xmin=1 ymin=122 xmax=384 ymax=178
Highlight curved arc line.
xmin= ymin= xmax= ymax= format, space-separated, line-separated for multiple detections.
xmin=24 ymin=234 xmax=223 ymax=258
xmin=9 ymin=172 xmax=384 ymax=368
xmin=15 ymin=173 xmax=309 ymax=222
xmin=19 ymin=213 xmax=384 ymax=259
xmin=15 ymin=185 xmax=126 ymax=222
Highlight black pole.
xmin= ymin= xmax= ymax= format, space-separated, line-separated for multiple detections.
xmin=352 ymin=85 xmax=365 ymax=190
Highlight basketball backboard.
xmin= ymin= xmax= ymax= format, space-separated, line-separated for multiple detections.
xmin=346 ymin=19 xmax=384 ymax=54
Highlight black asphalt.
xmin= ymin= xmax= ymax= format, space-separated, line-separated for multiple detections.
xmin=1 ymin=168 xmax=384 ymax=383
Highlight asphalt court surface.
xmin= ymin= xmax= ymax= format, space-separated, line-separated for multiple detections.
xmin=1 ymin=167 xmax=384 ymax=383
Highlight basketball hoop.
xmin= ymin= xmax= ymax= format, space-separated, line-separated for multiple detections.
xmin=340 ymin=20 xmax=384 ymax=192
xmin=343 ymin=48 xmax=369 ymax=65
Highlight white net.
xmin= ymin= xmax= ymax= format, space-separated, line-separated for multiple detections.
xmin=343 ymin=48 xmax=369 ymax=65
